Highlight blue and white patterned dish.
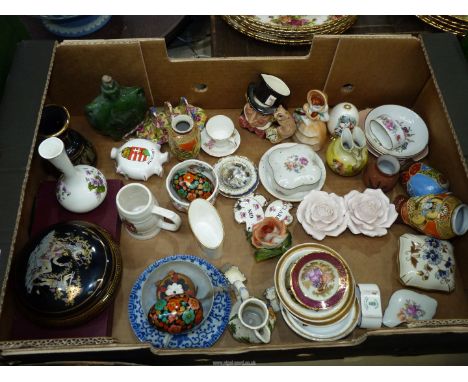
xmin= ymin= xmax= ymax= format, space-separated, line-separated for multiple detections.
xmin=41 ymin=16 xmax=112 ymax=38
xmin=128 ymin=254 xmax=231 ymax=348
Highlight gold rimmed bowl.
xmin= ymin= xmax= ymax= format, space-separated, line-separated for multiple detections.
xmin=274 ymin=243 xmax=356 ymax=326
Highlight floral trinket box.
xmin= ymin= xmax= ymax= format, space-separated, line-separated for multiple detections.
xmin=398 ymin=234 xmax=455 ymax=293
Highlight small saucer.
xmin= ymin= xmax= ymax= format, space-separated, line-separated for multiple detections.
xmin=201 ymin=128 xmax=241 ymax=157
xmin=214 ymin=156 xmax=259 ymax=198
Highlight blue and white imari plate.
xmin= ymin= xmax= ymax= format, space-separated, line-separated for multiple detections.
xmin=128 ymin=254 xmax=231 ymax=348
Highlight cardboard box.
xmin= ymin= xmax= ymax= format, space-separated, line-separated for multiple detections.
xmin=1 ymin=35 xmax=468 ymax=364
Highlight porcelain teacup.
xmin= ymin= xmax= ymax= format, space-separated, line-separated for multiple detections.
xmin=116 ymin=183 xmax=181 ymax=240
xmin=238 ymin=297 xmax=271 ymax=343
xmin=205 ymin=115 xmax=237 ymax=147
xmin=370 ymin=114 xmax=406 ymax=150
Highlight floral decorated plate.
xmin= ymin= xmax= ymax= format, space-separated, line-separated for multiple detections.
xmin=274 ymin=243 xmax=355 ymax=325
xmin=128 ymin=254 xmax=231 ymax=348
xmin=214 ymin=155 xmax=259 ymax=198
xmin=259 ymin=143 xmax=326 ymax=202
xmin=281 ymin=298 xmax=359 ymax=341
xmin=289 ymin=252 xmax=349 ymax=310
xmin=364 ymin=105 xmax=429 ymax=159
xmin=201 ymin=128 xmax=241 ymax=158
xmin=252 ymin=15 xmax=344 ymax=29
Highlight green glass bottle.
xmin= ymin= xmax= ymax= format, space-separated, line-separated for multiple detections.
xmin=85 ymin=75 xmax=147 ymax=140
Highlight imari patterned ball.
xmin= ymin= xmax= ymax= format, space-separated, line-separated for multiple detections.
xmin=171 ymin=170 xmax=214 ymax=202
xmin=148 ymin=293 xmax=204 ymax=334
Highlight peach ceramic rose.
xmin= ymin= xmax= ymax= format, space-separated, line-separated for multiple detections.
xmin=248 ymin=217 xmax=292 ymax=262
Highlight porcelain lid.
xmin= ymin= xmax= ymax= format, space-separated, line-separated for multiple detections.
xmin=15 ymin=221 xmax=121 ymax=326
xmin=289 ymin=252 xmax=349 ymax=311
xmin=267 ymin=144 xmax=321 ymax=190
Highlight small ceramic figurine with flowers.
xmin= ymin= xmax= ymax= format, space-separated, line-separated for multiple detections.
xmin=234 ymin=194 xmax=293 ymax=261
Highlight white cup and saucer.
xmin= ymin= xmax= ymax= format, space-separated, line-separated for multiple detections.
xmin=201 ymin=115 xmax=241 ymax=157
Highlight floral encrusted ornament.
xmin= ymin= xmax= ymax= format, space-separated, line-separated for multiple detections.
xmin=247 ymin=217 xmax=292 ymax=262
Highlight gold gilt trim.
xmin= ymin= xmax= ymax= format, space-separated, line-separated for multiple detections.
xmin=38 ymin=104 xmax=71 ymax=138
xmin=417 ymin=16 xmax=468 ymax=36
xmin=239 ymin=16 xmax=356 ymax=33
xmin=407 ymin=319 xmax=468 ymax=328
xmin=222 ymin=16 xmax=357 ymax=45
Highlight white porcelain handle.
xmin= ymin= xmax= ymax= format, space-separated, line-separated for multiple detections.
xmin=152 ymin=206 xmax=181 ymax=232
xmin=254 ymin=325 xmax=271 ymax=344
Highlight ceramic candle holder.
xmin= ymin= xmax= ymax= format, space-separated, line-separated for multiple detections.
xmin=398 ymin=234 xmax=455 ymax=293
xmin=362 ymin=154 xmax=400 ymax=193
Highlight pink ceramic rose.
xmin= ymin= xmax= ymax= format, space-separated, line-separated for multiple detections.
xmin=251 ymin=217 xmax=289 ymax=249
xmin=297 ymin=190 xmax=348 ymax=240
xmin=344 ymin=188 xmax=398 ymax=237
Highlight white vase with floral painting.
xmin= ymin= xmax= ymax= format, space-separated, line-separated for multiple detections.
xmin=38 ymin=137 xmax=107 ymax=213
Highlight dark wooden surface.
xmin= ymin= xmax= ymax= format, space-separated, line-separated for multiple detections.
xmin=211 ymin=15 xmax=441 ymax=57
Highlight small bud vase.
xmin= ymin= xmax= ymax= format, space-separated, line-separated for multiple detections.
xmin=38 ymin=137 xmax=107 ymax=213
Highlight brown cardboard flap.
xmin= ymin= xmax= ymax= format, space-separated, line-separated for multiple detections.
xmin=324 ymin=36 xmax=431 ymax=108
xmin=140 ymin=37 xmax=340 ymax=108
xmin=48 ymin=40 xmax=154 ymax=115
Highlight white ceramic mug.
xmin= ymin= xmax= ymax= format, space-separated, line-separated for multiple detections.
xmin=370 ymin=114 xmax=406 ymax=150
xmin=205 ymin=115 xmax=236 ymax=146
xmin=116 ymin=183 xmax=181 ymax=240
xmin=188 ymin=198 xmax=224 ymax=259
xmin=238 ymin=297 xmax=271 ymax=343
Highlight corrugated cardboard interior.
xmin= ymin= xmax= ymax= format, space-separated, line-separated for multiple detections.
xmin=1 ymin=36 xmax=468 ymax=355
